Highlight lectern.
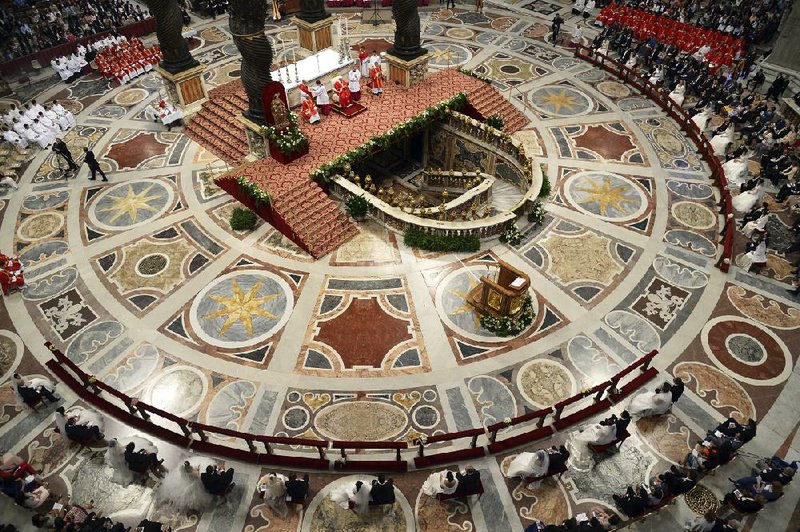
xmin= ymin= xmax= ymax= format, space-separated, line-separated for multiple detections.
xmin=468 ymin=259 xmax=530 ymax=318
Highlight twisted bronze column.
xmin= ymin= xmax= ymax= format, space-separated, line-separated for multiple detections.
xmin=389 ymin=0 xmax=427 ymax=60
xmin=143 ymin=0 xmax=199 ymax=73
xmin=297 ymin=0 xmax=329 ymax=23
xmin=229 ymin=0 xmax=273 ymax=124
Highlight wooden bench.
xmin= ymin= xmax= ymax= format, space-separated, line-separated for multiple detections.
xmin=435 ymin=481 xmax=484 ymax=502
xmin=413 ymin=428 xmax=486 ymax=469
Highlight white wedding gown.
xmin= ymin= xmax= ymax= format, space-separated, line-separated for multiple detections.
xmin=740 ymin=240 xmax=768 ymax=271
xmin=330 ymin=481 xmax=371 ymax=514
xmin=668 ymin=85 xmax=686 ymax=106
xmin=692 ymin=109 xmax=712 ymax=132
xmin=723 ymin=157 xmax=749 ymax=188
xmin=105 ymin=436 xmax=158 ymax=487
xmin=506 ymin=450 xmax=549 ymax=479
xmin=421 ymin=470 xmax=458 ymax=496
xmin=732 ymin=185 xmax=764 ymax=214
xmin=742 ymin=213 xmax=769 ymax=238
xmin=710 ymin=126 xmax=734 ymax=155
xmin=628 ymin=390 xmax=673 ymax=417
xmin=157 ymin=456 xmax=217 ymax=512
xmin=574 ymin=423 xmax=616 ymax=446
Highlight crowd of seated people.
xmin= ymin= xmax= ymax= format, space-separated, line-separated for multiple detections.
xmin=0 ymin=252 xmax=24 ymax=295
xmin=723 ymin=455 xmax=798 ymax=514
xmin=187 ymin=0 xmax=229 ymax=20
xmin=95 ymin=37 xmax=161 ymax=84
xmin=597 ymin=0 xmax=787 ymax=44
xmin=597 ymin=4 xmax=745 ymax=68
xmin=0 ymin=0 xmax=149 ymax=62
xmin=590 ymin=18 xmax=800 ymax=282
xmin=685 ymin=417 xmax=757 ymax=472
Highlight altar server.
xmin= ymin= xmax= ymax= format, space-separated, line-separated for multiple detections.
xmin=313 ymin=79 xmax=331 ymax=116
xmin=348 ymin=65 xmax=362 ymax=101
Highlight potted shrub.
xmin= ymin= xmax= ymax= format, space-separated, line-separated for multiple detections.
xmin=345 ymin=194 xmax=370 ymax=221
xmin=230 ymin=207 xmax=258 ymax=231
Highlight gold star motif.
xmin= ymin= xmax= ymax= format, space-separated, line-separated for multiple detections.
xmin=447 ymin=277 xmax=481 ymax=328
xmin=203 ymin=280 xmax=279 ymax=337
xmin=99 ymin=184 xmax=162 ymax=223
xmin=537 ymin=88 xmax=579 ymax=114
xmin=574 ymin=176 xmax=637 ymax=216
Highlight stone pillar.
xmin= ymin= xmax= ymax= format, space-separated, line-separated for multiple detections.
xmin=384 ymin=0 xmax=428 ymax=86
xmin=144 ymin=0 xmax=207 ymax=113
xmin=155 ymin=64 xmax=208 ymax=114
xmin=237 ymin=115 xmax=270 ymax=160
xmin=0 ymin=79 xmax=12 ymax=97
xmin=384 ymin=53 xmax=429 ymax=88
xmin=765 ymin=2 xmax=800 ymax=72
xmin=293 ymin=16 xmax=334 ymax=53
xmin=297 ymin=0 xmax=328 ymax=23
xmin=229 ymin=0 xmax=273 ymax=124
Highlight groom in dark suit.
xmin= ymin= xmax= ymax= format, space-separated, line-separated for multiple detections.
xmin=201 ymin=465 xmax=235 ymax=495
xmin=455 ymin=466 xmax=481 ymax=496
xmin=370 ymin=474 xmax=395 ymax=504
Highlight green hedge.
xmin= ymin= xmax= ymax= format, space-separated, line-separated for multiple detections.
xmin=404 ymin=228 xmax=480 ymax=252
xmin=230 ymin=207 xmax=258 ymax=231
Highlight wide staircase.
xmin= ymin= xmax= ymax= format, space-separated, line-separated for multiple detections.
xmin=269 ymin=180 xmax=358 ymax=259
xmin=466 ymin=83 xmax=529 ymax=133
xmin=184 ymin=80 xmax=250 ymax=165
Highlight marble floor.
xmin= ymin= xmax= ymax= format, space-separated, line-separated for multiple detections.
xmin=1 ymin=1 xmax=800 ymax=531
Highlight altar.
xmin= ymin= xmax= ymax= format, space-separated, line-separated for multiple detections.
xmin=273 ymin=48 xmax=356 ymax=107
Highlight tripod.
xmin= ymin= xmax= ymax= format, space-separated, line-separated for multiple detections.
xmin=363 ymin=0 xmax=384 ymax=26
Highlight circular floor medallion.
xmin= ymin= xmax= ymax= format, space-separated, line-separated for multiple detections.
xmin=17 ymin=212 xmax=64 ymax=241
xmin=89 ymin=180 xmax=173 ymax=231
xmin=529 ymin=85 xmax=593 ymax=117
xmin=562 ymin=171 xmax=647 ymax=222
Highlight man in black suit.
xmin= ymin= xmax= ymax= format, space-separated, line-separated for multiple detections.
xmin=546 ymin=445 xmax=570 ymax=474
xmin=201 ymin=465 xmax=235 ymax=495
xmin=370 ymin=474 xmax=395 ymax=505
xmin=614 ymin=411 xmax=631 ymax=436
xmin=83 ymin=146 xmax=108 ymax=182
xmin=52 ymin=138 xmax=78 ymax=172
xmin=285 ymin=473 xmax=309 ymax=501
xmin=455 ymin=466 xmax=481 ymax=496
xmin=667 ymin=377 xmax=685 ymax=403
xmin=612 ymin=485 xmax=647 ymax=517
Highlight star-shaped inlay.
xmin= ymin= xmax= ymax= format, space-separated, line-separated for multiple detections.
xmin=536 ymin=88 xmax=579 ymax=114
xmin=203 ymin=280 xmax=278 ymax=337
xmin=574 ymin=176 xmax=638 ymax=216
xmin=98 ymin=184 xmax=163 ymax=223
xmin=447 ymin=276 xmax=481 ymax=328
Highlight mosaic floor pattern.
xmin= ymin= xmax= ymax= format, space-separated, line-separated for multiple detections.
xmin=2 ymin=3 xmax=800 ymax=532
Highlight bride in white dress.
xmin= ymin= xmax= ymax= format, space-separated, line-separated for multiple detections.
xmin=421 ymin=470 xmax=458 ymax=497
xmin=732 ymin=181 xmax=765 ymax=214
xmin=692 ymin=108 xmax=712 ymax=132
xmin=668 ymin=81 xmax=686 ymax=106
xmin=105 ymin=436 xmax=158 ymax=487
xmin=710 ymin=124 xmax=735 ymax=155
xmin=574 ymin=422 xmax=616 ymax=447
xmin=740 ymin=237 xmax=768 ymax=271
xmin=627 ymin=388 xmax=673 ymax=418
xmin=506 ymin=449 xmax=549 ymax=480
xmin=157 ymin=456 xmax=217 ymax=512
xmin=742 ymin=212 xmax=769 ymax=238
xmin=723 ymin=154 xmax=749 ymax=189
xmin=330 ymin=480 xmax=371 ymax=515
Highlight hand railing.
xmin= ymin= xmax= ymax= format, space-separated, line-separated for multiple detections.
xmin=46 ymin=342 xmax=660 ymax=469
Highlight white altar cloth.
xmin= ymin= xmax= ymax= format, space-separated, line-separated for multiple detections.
xmin=273 ymin=49 xmax=354 ymax=93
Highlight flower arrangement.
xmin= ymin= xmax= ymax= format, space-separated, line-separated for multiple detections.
xmin=484 ymin=114 xmax=505 ymax=130
xmin=480 ymin=295 xmax=535 ymax=337
xmin=236 ymin=176 xmax=272 ymax=208
xmin=312 ymin=93 xmax=468 ymax=182
xmin=527 ymin=200 xmax=546 ymax=227
xmin=260 ymin=112 xmax=308 ymax=155
xmin=345 ymin=194 xmax=370 ymax=220
xmin=499 ymin=223 xmax=523 ymax=246
xmin=458 ymin=67 xmax=493 ymax=84
xmin=230 ymin=207 xmax=258 ymax=231
xmin=503 ymin=417 xmax=512 ymax=426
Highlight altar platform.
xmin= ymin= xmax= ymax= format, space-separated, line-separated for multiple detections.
xmin=212 ymin=69 xmax=528 ymax=259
